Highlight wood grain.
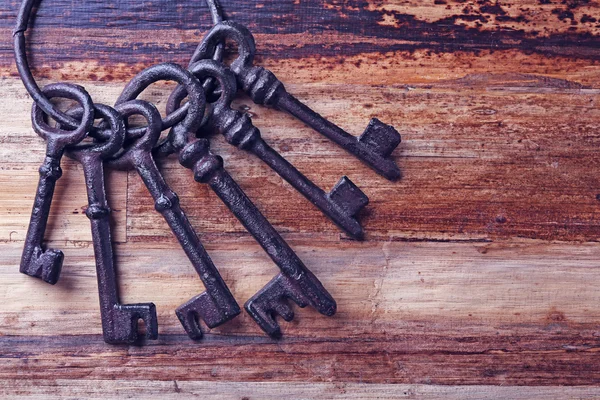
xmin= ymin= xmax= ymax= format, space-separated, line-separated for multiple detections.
xmin=1 ymin=0 xmax=600 ymax=396
xmin=4 ymin=381 xmax=600 ymax=399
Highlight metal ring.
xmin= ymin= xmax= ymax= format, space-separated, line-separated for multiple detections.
xmin=14 ymin=0 xmax=224 ymax=132
xmin=102 ymin=100 xmax=163 ymax=171
xmin=33 ymin=100 xmax=126 ymax=159
xmin=115 ymin=62 xmax=206 ymax=155
xmin=167 ymin=59 xmax=237 ymax=118
xmin=29 ymin=82 xmax=95 ymax=148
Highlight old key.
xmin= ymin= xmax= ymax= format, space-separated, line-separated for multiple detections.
xmin=188 ymin=21 xmax=402 ymax=181
xmin=20 ymin=83 xmax=95 ymax=284
xmin=167 ymin=60 xmax=369 ymax=240
xmin=34 ymin=99 xmax=158 ymax=344
xmin=117 ymin=63 xmax=336 ymax=338
xmin=107 ymin=99 xmax=240 ymax=340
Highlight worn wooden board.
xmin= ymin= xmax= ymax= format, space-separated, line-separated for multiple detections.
xmin=1 ymin=0 xmax=600 ymax=397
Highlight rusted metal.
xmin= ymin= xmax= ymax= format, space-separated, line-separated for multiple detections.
xmin=107 ymin=99 xmax=240 ymax=340
xmin=116 ymin=63 xmax=337 ymax=337
xmin=189 ymin=21 xmax=402 ymax=181
xmin=167 ymin=59 xmax=369 ymax=240
xmin=13 ymin=0 xmax=224 ymax=141
xmin=14 ymin=0 xmax=363 ymax=341
xmin=20 ymin=83 xmax=95 ymax=284
xmin=33 ymin=98 xmax=158 ymax=344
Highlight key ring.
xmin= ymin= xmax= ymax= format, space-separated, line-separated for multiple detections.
xmin=14 ymin=0 xmax=224 ymax=133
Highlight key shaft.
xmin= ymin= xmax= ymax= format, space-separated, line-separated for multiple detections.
xmin=189 ymin=21 xmax=402 ymax=181
xmin=21 ymin=83 xmax=94 ymax=284
xmin=109 ymin=98 xmax=240 ymax=340
xmin=134 ymin=144 xmax=240 ymax=337
xmin=168 ymin=60 xmax=369 ymax=239
xmin=45 ymin=102 xmax=158 ymax=344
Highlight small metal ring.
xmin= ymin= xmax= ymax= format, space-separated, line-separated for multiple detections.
xmin=115 ymin=62 xmax=206 ymax=155
xmin=29 ymin=82 xmax=95 ymax=156
xmin=34 ymin=101 xmax=126 ymax=159
xmin=104 ymin=100 xmax=163 ymax=171
xmin=167 ymin=59 xmax=237 ymax=118
xmin=188 ymin=21 xmax=256 ymax=75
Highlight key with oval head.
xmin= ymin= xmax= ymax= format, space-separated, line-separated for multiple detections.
xmin=117 ymin=63 xmax=336 ymax=338
xmin=34 ymin=100 xmax=158 ymax=344
xmin=20 ymin=83 xmax=95 ymax=284
xmin=167 ymin=60 xmax=369 ymax=240
xmin=179 ymin=140 xmax=337 ymax=337
xmin=189 ymin=21 xmax=402 ymax=181
xmin=107 ymin=99 xmax=240 ymax=340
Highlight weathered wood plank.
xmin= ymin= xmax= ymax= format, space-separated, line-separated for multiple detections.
xmin=0 ymin=164 xmax=128 ymax=243
xmin=3 ymin=75 xmax=600 ymax=242
xmin=2 ymin=0 xmax=599 ymax=63
xmin=3 ymin=381 xmax=600 ymax=399
xmin=4 ymin=381 xmax=600 ymax=399
xmin=1 ymin=240 xmax=600 ymax=384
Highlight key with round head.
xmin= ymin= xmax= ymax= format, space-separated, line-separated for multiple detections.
xmin=189 ymin=21 xmax=402 ymax=181
xmin=167 ymin=59 xmax=369 ymax=240
xmin=34 ymin=99 xmax=157 ymax=344
xmin=20 ymin=83 xmax=94 ymax=284
xmin=117 ymin=63 xmax=337 ymax=338
xmin=107 ymin=99 xmax=240 ymax=340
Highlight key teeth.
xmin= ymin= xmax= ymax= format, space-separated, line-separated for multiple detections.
xmin=328 ymin=176 xmax=369 ymax=218
xmin=245 ymin=272 xmax=337 ymax=337
xmin=104 ymin=303 xmax=158 ymax=344
xmin=20 ymin=247 xmax=64 ymax=285
xmin=244 ymin=273 xmax=304 ymax=338
xmin=358 ymin=118 xmax=401 ymax=158
xmin=176 ymin=292 xmax=241 ymax=340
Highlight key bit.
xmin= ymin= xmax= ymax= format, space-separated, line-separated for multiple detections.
xmin=178 ymin=139 xmax=337 ymax=338
xmin=117 ymin=63 xmax=337 ymax=337
xmin=245 ymin=268 xmax=337 ymax=338
xmin=36 ymin=100 xmax=157 ymax=344
xmin=21 ymin=83 xmax=95 ymax=284
xmin=189 ymin=21 xmax=402 ymax=181
xmin=107 ymin=99 xmax=240 ymax=340
xmin=166 ymin=59 xmax=370 ymax=239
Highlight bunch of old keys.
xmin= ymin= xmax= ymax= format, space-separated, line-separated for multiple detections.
xmin=15 ymin=0 xmax=401 ymax=344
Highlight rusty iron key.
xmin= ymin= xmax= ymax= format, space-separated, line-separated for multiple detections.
xmin=20 ymin=83 xmax=95 ymax=284
xmin=106 ymin=99 xmax=240 ymax=340
xmin=180 ymin=143 xmax=337 ymax=338
xmin=188 ymin=21 xmax=402 ymax=181
xmin=34 ymin=99 xmax=158 ymax=344
xmin=117 ymin=63 xmax=337 ymax=338
xmin=167 ymin=60 xmax=369 ymax=240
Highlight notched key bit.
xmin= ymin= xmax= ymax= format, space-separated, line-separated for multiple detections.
xmin=39 ymin=100 xmax=157 ymax=344
xmin=189 ymin=21 xmax=402 ymax=181
xmin=21 ymin=83 xmax=95 ymax=284
xmin=108 ymin=99 xmax=240 ymax=340
xmin=178 ymin=138 xmax=337 ymax=338
xmin=245 ymin=269 xmax=336 ymax=338
xmin=167 ymin=59 xmax=370 ymax=239
xmin=117 ymin=63 xmax=337 ymax=337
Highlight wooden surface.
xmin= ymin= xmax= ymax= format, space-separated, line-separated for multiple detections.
xmin=1 ymin=0 xmax=600 ymax=397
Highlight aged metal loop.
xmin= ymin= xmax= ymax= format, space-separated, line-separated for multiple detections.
xmin=14 ymin=0 xmax=223 ymax=137
xmin=189 ymin=21 xmax=256 ymax=76
xmin=115 ymin=63 xmax=206 ymax=155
